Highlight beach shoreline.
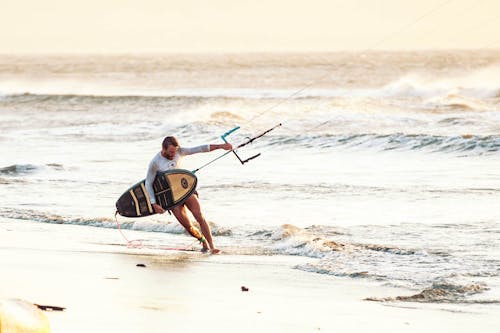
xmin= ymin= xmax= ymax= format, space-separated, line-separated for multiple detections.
xmin=1 ymin=217 xmax=498 ymax=333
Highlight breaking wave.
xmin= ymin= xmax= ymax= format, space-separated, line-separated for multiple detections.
xmin=379 ymin=66 xmax=500 ymax=100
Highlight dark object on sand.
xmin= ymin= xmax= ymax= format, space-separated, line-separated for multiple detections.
xmin=241 ymin=286 xmax=249 ymax=292
xmin=34 ymin=304 xmax=66 ymax=311
xmin=136 ymin=263 xmax=146 ymax=267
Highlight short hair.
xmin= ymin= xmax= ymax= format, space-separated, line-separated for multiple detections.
xmin=162 ymin=136 xmax=179 ymax=149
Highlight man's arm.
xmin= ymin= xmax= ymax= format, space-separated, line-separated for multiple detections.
xmin=180 ymin=143 xmax=232 ymax=156
xmin=145 ymin=158 xmax=165 ymax=214
xmin=209 ymin=143 xmax=232 ymax=151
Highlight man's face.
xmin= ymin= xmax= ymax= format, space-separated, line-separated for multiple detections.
xmin=161 ymin=145 xmax=178 ymax=160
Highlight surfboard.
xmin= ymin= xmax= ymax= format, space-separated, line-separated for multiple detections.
xmin=115 ymin=169 xmax=197 ymax=218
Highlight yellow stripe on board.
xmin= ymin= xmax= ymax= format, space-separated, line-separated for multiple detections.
xmin=140 ymin=183 xmax=153 ymax=214
xmin=129 ymin=189 xmax=141 ymax=216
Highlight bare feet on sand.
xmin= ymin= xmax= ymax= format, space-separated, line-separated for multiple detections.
xmin=201 ymin=247 xmax=221 ymax=254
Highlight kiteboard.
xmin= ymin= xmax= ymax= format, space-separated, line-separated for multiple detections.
xmin=116 ymin=169 xmax=197 ymax=218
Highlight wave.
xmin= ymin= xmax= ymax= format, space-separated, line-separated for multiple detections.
xmin=295 ymin=253 xmax=498 ymax=304
xmin=0 ymin=208 xmax=116 ymax=227
xmin=269 ymin=133 xmax=500 ymax=155
xmin=0 ymin=164 xmax=39 ymax=175
xmin=209 ymin=111 xmax=245 ymax=121
xmin=0 ymin=92 xmax=213 ymax=104
xmin=0 ymin=163 xmax=65 ymax=176
xmin=365 ymin=283 xmax=497 ymax=304
xmin=202 ymin=182 xmax=348 ymax=197
xmin=267 ymin=225 xmax=498 ymax=304
xmin=266 ymin=224 xmax=430 ymax=258
xmin=0 ymin=208 xmax=231 ymax=237
xmin=379 ymin=66 xmax=500 ymax=100
xmin=1 ymin=88 xmax=497 ymax=105
xmin=253 ymin=224 xmax=427 ymax=260
xmin=0 ymin=209 xmax=412 ymax=258
xmin=0 ymin=177 xmax=28 ymax=184
xmin=0 ymin=89 xmax=340 ymax=101
xmin=265 ymin=224 xmax=347 ymax=257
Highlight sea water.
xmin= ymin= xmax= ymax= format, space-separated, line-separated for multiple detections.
xmin=1 ymin=51 xmax=499 ymax=308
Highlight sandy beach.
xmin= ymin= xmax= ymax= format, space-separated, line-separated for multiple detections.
xmin=1 ymin=217 xmax=497 ymax=333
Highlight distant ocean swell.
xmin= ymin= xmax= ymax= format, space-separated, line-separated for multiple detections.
xmin=1 ymin=66 xmax=500 ymax=100
xmin=0 ymin=92 xmax=498 ymax=110
xmin=0 ymin=92 xmax=218 ymax=104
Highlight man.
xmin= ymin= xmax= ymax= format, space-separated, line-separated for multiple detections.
xmin=145 ymin=136 xmax=232 ymax=254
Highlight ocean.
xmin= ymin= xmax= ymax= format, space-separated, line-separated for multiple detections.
xmin=1 ymin=51 xmax=499 ymax=310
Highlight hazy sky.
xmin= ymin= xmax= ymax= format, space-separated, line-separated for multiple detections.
xmin=1 ymin=0 xmax=499 ymax=53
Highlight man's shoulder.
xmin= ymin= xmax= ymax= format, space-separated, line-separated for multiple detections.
xmin=179 ymin=147 xmax=194 ymax=156
xmin=149 ymin=152 xmax=162 ymax=163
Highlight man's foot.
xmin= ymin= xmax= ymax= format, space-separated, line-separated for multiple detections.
xmin=201 ymin=247 xmax=220 ymax=254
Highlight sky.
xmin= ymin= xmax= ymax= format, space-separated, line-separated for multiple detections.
xmin=1 ymin=0 xmax=499 ymax=53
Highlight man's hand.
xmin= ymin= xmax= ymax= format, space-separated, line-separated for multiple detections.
xmin=209 ymin=143 xmax=233 ymax=152
xmin=221 ymin=142 xmax=232 ymax=151
xmin=152 ymin=203 xmax=165 ymax=214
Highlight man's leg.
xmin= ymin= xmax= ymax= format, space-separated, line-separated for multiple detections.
xmin=184 ymin=195 xmax=219 ymax=253
xmin=171 ymin=204 xmax=209 ymax=250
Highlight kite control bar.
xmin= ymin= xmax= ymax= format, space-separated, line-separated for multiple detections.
xmin=220 ymin=126 xmax=248 ymax=164
xmin=221 ymin=123 xmax=282 ymax=164
xmin=192 ymin=123 xmax=282 ymax=173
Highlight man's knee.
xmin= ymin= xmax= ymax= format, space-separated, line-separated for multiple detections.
xmin=172 ymin=205 xmax=188 ymax=221
xmin=186 ymin=205 xmax=203 ymax=221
